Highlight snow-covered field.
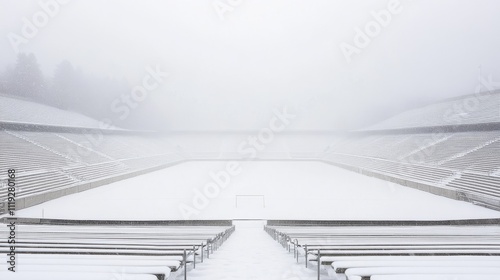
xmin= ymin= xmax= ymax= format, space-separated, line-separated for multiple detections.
xmin=16 ymin=161 xmax=500 ymax=220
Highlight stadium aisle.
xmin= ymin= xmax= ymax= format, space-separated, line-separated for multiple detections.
xmin=186 ymin=220 xmax=330 ymax=280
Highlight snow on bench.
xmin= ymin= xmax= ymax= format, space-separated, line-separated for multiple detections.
xmin=266 ymin=221 xmax=500 ymax=280
xmin=0 ymin=264 xmax=170 ymax=280
xmin=6 ymin=247 xmax=191 ymax=255
xmin=332 ymin=259 xmax=500 ymax=273
xmin=0 ymin=271 xmax=158 ymax=280
xmin=0 ymin=219 xmax=236 ymax=279
xmin=308 ymin=248 xmax=500 ymax=262
xmin=370 ymin=274 xmax=500 ymax=280
xmin=4 ymin=254 xmax=181 ymax=271
xmin=345 ymin=267 xmax=500 ymax=280
xmin=320 ymin=255 xmax=500 ymax=269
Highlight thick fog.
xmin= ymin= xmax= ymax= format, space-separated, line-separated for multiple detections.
xmin=1 ymin=0 xmax=500 ymax=131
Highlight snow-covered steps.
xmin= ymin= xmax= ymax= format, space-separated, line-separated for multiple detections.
xmin=187 ymin=220 xmax=327 ymax=280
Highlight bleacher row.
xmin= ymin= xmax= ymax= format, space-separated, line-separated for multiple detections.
xmin=0 ymin=129 xmax=186 ymax=214
xmin=323 ymin=130 xmax=500 ymax=210
xmin=265 ymin=220 xmax=500 ymax=280
xmin=0 ymin=218 xmax=235 ymax=280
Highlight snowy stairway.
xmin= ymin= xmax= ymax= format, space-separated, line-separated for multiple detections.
xmin=398 ymin=134 xmax=453 ymax=161
xmin=438 ymin=171 xmax=462 ymax=187
xmin=56 ymin=133 xmax=118 ymax=161
xmin=185 ymin=221 xmax=325 ymax=280
xmin=437 ymin=136 xmax=500 ymax=166
xmin=5 ymin=129 xmax=80 ymax=164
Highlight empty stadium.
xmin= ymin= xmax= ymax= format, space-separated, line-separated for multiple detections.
xmin=1 ymin=88 xmax=500 ymax=280
xmin=3 ymin=1 xmax=500 ymax=279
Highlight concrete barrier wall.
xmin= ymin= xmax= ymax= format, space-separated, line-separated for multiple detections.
xmin=267 ymin=218 xmax=500 ymax=226
xmin=1 ymin=217 xmax=233 ymax=226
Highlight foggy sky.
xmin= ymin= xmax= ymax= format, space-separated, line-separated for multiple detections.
xmin=1 ymin=0 xmax=500 ymax=131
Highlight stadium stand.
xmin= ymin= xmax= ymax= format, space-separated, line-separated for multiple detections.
xmin=0 ymin=94 xmax=189 ymax=214
xmin=321 ymin=131 xmax=500 ymax=210
xmin=0 ymin=218 xmax=235 ymax=280
xmin=0 ymin=128 xmax=186 ymax=214
xmin=265 ymin=219 xmax=500 ymax=280
xmin=318 ymin=90 xmax=500 ymax=210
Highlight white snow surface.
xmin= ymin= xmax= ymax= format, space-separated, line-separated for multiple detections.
xmin=16 ymin=161 xmax=500 ymax=220
xmin=0 ymin=272 xmax=156 ymax=280
xmin=187 ymin=220 xmax=325 ymax=280
xmin=371 ymin=275 xmax=500 ymax=280
xmin=0 ymin=94 xmax=117 ymax=129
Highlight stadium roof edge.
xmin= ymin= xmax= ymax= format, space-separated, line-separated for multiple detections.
xmin=0 ymin=121 xmax=159 ymax=134
xmin=355 ymin=89 xmax=500 ymax=134
xmin=432 ymin=89 xmax=500 ymax=105
xmin=158 ymin=130 xmax=347 ymax=135
xmin=351 ymin=122 xmax=500 ymax=135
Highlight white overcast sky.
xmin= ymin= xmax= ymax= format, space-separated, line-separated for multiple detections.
xmin=1 ymin=0 xmax=500 ymax=130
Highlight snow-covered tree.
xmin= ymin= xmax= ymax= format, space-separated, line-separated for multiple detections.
xmin=50 ymin=60 xmax=76 ymax=109
xmin=5 ymin=53 xmax=47 ymax=101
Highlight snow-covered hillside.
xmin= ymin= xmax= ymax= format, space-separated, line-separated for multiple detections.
xmin=0 ymin=94 xmax=118 ymax=129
